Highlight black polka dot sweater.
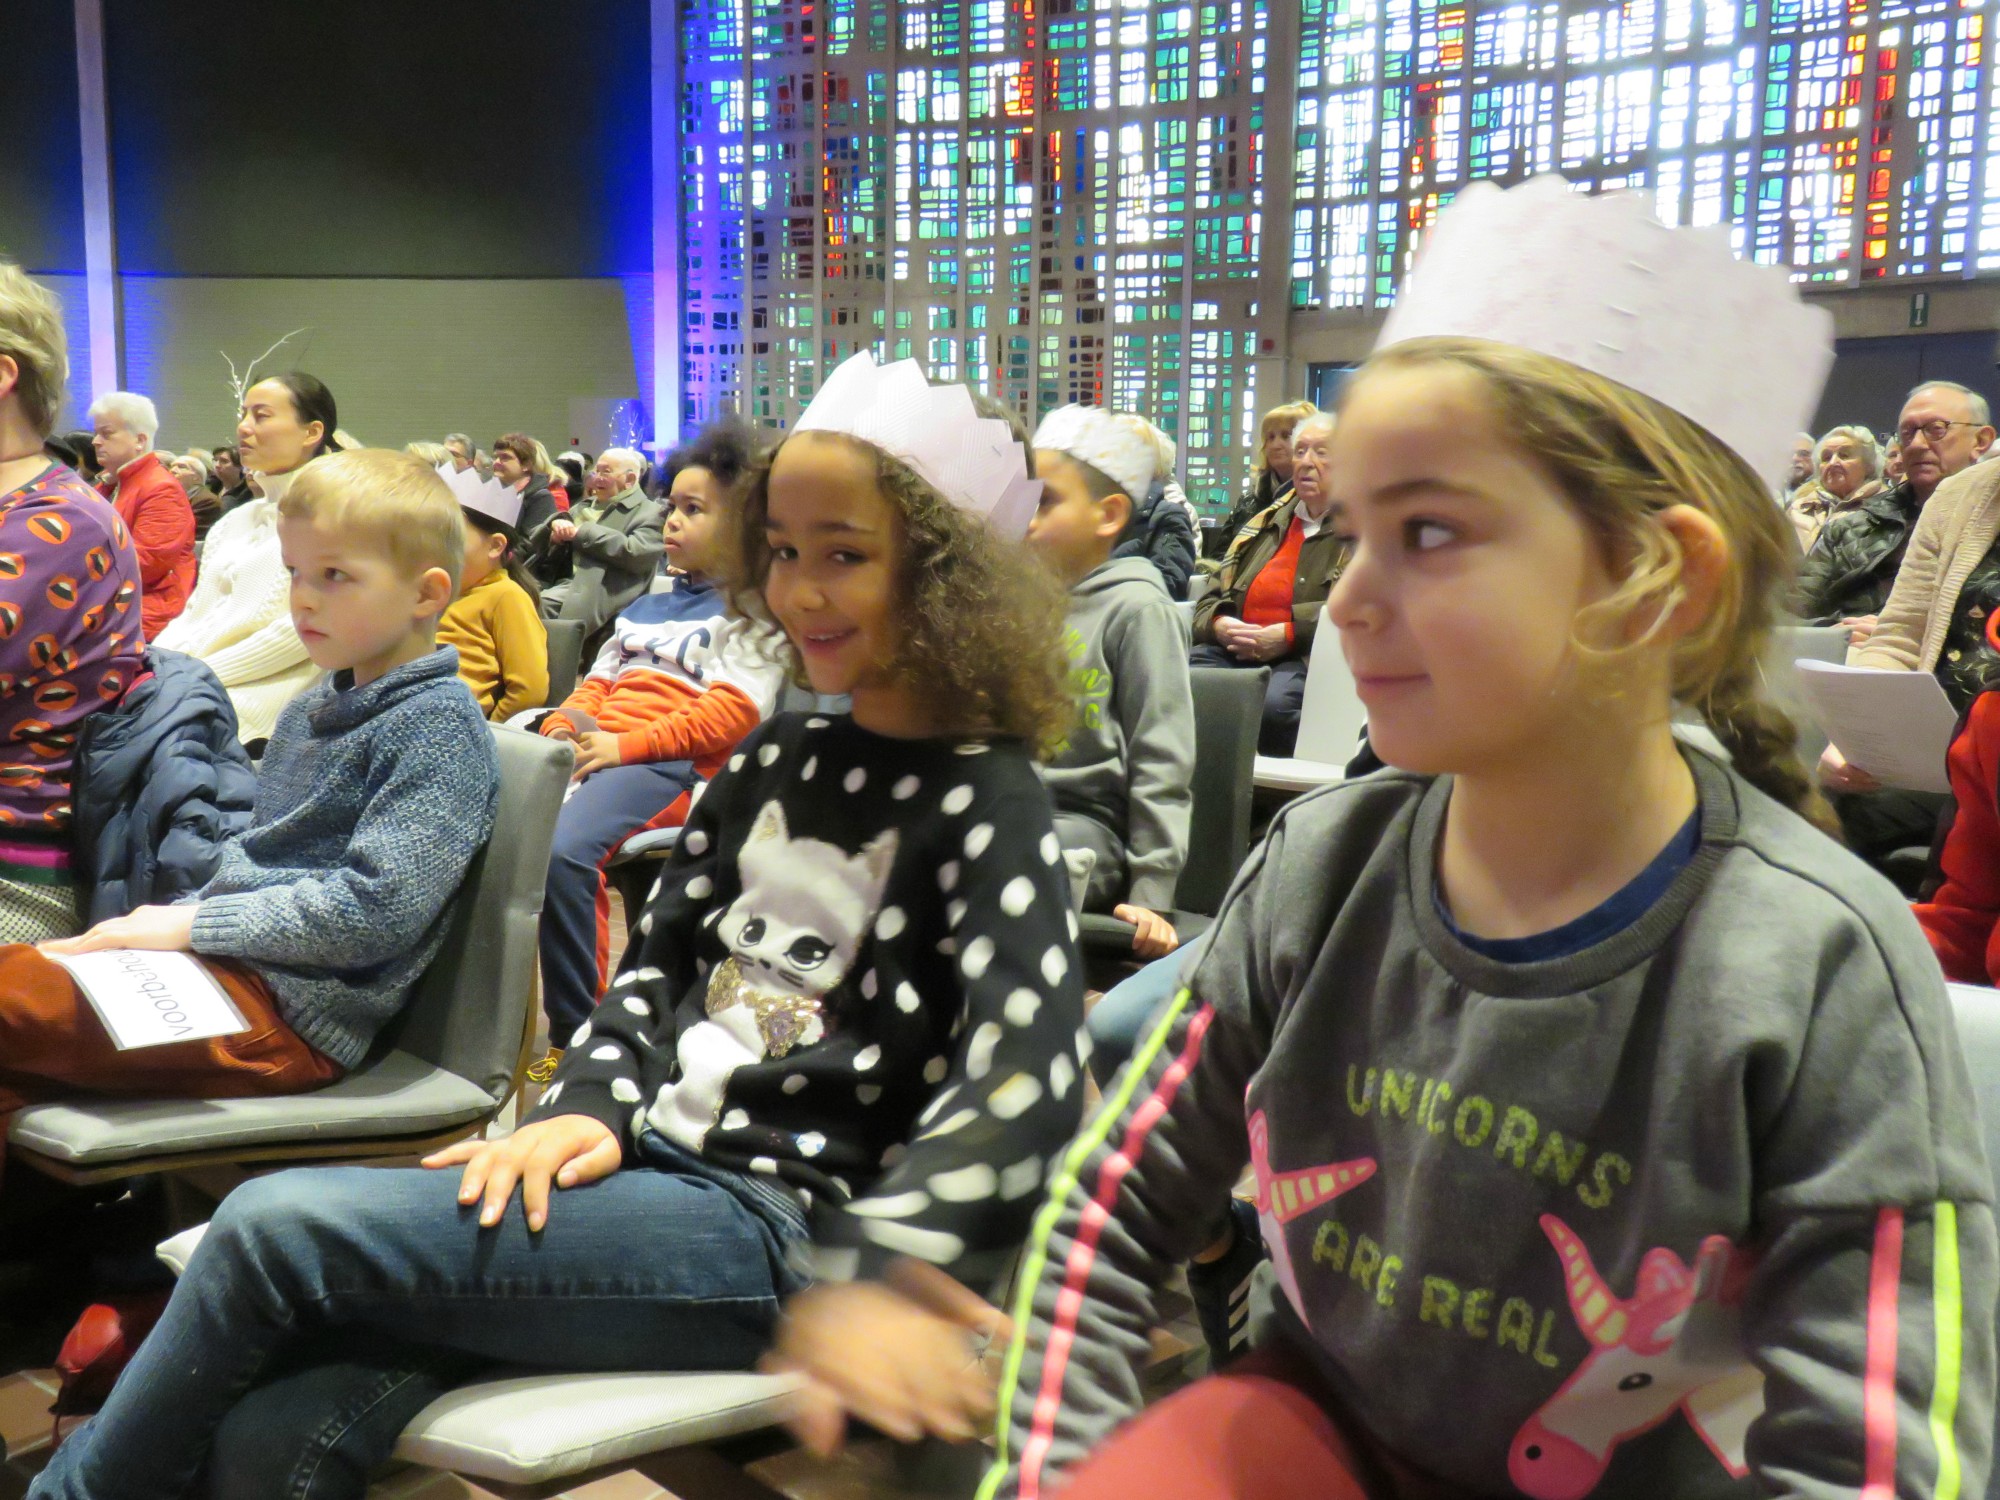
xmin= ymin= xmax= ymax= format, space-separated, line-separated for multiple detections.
xmin=529 ymin=711 xmax=1089 ymax=1281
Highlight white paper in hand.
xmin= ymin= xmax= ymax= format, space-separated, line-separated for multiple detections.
xmin=52 ymin=948 xmax=250 ymax=1051
xmin=1793 ymin=660 xmax=1958 ymax=795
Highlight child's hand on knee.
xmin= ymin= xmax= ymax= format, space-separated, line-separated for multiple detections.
xmin=764 ymin=1257 xmax=1014 ymax=1456
xmin=422 ymin=1115 xmax=622 ymax=1232
xmin=570 ymin=731 xmax=625 ymax=781
xmin=40 ymin=904 xmax=197 ymax=956
xmin=1114 ymin=904 xmax=1180 ymax=961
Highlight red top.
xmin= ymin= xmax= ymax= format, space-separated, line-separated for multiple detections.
xmin=1239 ymin=515 xmax=1306 ymax=643
xmin=105 ymin=453 xmax=195 ymax=640
xmin=1915 ymin=688 xmax=2000 ymax=986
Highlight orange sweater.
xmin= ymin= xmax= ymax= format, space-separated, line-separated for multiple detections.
xmin=1240 ymin=514 xmax=1306 ymax=643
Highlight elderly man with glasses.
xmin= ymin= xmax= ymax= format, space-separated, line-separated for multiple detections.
xmin=1807 ymin=381 xmax=1997 ymax=872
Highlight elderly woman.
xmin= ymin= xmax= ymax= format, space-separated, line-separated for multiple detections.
xmin=157 ymin=372 xmax=340 ymax=742
xmin=1786 ymin=424 xmax=1885 ymax=555
xmin=165 ymin=450 xmax=224 ymax=548
xmin=0 ymin=263 xmax=144 ymax=939
xmin=1190 ymin=412 xmax=1349 ymax=755
xmin=90 ymin=391 xmax=198 ymax=639
xmin=1202 ymin=398 xmax=1318 ymax=561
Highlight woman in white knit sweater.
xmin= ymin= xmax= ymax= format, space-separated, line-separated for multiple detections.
xmin=159 ymin=373 xmax=338 ymax=741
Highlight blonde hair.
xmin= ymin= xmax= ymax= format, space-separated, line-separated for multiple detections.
xmin=1815 ymin=424 xmax=1883 ymax=481
xmin=0 ymin=262 xmax=69 ymax=439
xmin=530 ymin=438 xmax=563 ymax=484
xmin=405 ymin=440 xmax=452 ymax=468
xmin=1362 ymin=337 xmax=1836 ymax=836
xmin=1252 ymin=399 xmax=1318 ymax=482
xmin=277 ymin=449 xmax=465 ymax=596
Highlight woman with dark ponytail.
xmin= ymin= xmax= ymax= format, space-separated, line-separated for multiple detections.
xmin=157 ymin=372 xmax=341 ymax=740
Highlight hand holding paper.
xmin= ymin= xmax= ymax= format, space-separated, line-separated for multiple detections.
xmin=1793 ymin=660 xmax=1957 ymax=796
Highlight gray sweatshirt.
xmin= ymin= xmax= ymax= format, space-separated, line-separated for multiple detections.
xmin=983 ymin=750 xmax=1997 ymax=1500
xmin=1040 ymin=557 xmax=1194 ymax=911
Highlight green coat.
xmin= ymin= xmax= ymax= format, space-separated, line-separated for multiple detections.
xmin=1794 ymin=480 xmax=1921 ymax=625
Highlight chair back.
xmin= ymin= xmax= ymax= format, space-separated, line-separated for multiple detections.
xmin=544 ymin=619 xmax=587 ymax=707
xmin=1178 ymin=667 xmax=1267 ymax=917
xmin=1293 ymin=612 xmax=1368 ymax=765
xmin=1766 ymin=624 xmax=1850 ymax=767
xmin=1946 ymin=982 xmax=2000 ymax=1500
xmin=378 ymin=726 xmax=573 ymax=1102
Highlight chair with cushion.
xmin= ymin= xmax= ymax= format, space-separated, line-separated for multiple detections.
xmin=8 ymin=726 xmax=572 ymax=1185
xmin=544 ymin=618 xmax=587 ymax=708
xmin=1077 ymin=664 xmax=1266 ymax=957
xmin=1253 ymin=609 xmax=1367 ymax=794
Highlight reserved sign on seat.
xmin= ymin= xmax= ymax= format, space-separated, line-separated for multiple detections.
xmin=52 ymin=949 xmax=251 ymax=1051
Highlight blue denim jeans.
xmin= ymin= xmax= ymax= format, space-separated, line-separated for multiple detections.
xmin=31 ymin=1158 xmax=808 ymax=1500
xmin=1085 ymin=934 xmax=1208 ymax=1089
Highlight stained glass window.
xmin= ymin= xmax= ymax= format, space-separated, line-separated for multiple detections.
xmin=681 ymin=0 xmax=2000 ymax=512
xmin=1293 ymin=0 xmax=2000 ymax=311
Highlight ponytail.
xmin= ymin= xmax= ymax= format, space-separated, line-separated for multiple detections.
xmin=1702 ymin=658 xmax=1840 ymax=839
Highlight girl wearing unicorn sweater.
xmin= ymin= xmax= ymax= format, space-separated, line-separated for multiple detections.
xmin=981 ymin=180 xmax=1995 ymax=1500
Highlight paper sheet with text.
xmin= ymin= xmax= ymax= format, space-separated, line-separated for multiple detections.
xmin=1792 ymin=659 xmax=1957 ymax=796
xmin=52 ymin=948 xmax=251 ymax=1051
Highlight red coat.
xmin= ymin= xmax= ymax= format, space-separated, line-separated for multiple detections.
xmin=107 ymin=452 xmax=196 ymax=640
xmin=1915 ymin=623 xmax=2000 ymax=983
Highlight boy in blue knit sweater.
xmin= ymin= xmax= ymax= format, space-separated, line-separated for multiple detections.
xmin=0 ymin=450 xmax=499 ymax=1113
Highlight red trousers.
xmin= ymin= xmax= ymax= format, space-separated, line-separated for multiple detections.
xmin=0 ymin=945 xmax=341 ymax=1118
xmin=1056 ymin=1343 xmax=1474 ymax=1500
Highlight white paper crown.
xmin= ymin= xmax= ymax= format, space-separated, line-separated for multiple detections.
xmin=435 ymin=462 xmax=523 ymax=532
xmin=1376 ymin=176 xmax=1834 ymax=485
xmin=1032 ymin=406 xmax=1160 ymax=502
xmin=793 ymin=352 xmax=1042 ymax=538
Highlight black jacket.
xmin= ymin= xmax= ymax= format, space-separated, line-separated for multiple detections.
xmin=1794 ymin=480 xmax=1922 ymax=625
xmin=517 ymin=474 xmax=559 ymax=545
xmin=1111 ymin=480 xmax=1197 ymax=600
xmin=70 ymin=649 xmax=258 ymax=924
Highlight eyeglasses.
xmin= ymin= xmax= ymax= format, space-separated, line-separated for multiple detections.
xmin=1898 ymin=418 xmax=1984 ymax=446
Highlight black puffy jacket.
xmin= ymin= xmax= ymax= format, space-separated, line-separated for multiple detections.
xmin=70 ymin=649 xmax=258 ymax=923
xmin=1111 ymin=479 xmax=1198 ymax=600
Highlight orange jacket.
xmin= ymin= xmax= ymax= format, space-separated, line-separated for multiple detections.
xmin=107 ymin=453 xmax=195 ymax=640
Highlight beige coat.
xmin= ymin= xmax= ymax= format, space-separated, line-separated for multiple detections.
xmin=1850 ymin=460 xmax=2000 ymax=673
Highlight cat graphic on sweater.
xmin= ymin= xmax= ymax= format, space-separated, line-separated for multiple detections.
xmin=645 ymin=798 xmax=898 ymax=1152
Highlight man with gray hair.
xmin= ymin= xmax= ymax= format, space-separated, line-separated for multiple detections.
xmin=88 ymin=390 xmax=195 ymax=638
xmin=527 ymin=445 xmax=664 ymax=637
xmin=443 ymin=433 xmax=475 ymax=473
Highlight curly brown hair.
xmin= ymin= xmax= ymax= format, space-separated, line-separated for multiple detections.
xmin=728 ymin=432 xmax=1074 ymax=757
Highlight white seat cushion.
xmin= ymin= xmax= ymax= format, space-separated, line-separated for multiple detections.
xmin=10 ymin=1050 xmax=494 ymax=1165
xmin=391 ymin=1370 xmax=802 ymax=1483
xmin=1251 ymin=754 xmax=1346 ymax=794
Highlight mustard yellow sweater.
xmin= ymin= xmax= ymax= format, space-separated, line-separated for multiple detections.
xmin=439 ymin=571 xmax=549 ymax=721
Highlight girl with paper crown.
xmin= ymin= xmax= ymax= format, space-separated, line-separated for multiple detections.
xmin=978 ymin=176 xmax=1997 ymax=1500
xmin=27 ymin=356 xmax=1092 ymax=1498
xmin=435 ymin=461 xmax=549 ymax=720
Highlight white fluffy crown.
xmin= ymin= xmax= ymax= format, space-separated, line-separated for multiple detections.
xmin=1376 ymin=175 xmax=1834 ymax=485
xmin=435 ymin=463 xmax=524 ymax=531
xmin=793 ymin=353 xmax=1042 ymax=538
xmin=1032 ymin=406 xmax=1160 ymax=502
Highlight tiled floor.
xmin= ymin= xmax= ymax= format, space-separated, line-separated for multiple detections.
xmin=0 ymin=892 xmax=1207 ymax=1500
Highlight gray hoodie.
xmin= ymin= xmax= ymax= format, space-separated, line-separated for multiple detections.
xmin=1041 ymin=557 xmax=1194 ymax=912
xmin=983 ymin=750 xmax=1997 ymax=1500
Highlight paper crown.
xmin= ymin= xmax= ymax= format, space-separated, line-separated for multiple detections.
xmin=1375 ymin=175 xmax=1834 ymax=486
xmin=1032 ymin=406 xmax=1160 ymax=502
xmin=792 ymin=353 xmax=1042 ymax=538
xmin=435 ymin=462 xmax=523 ymax=532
